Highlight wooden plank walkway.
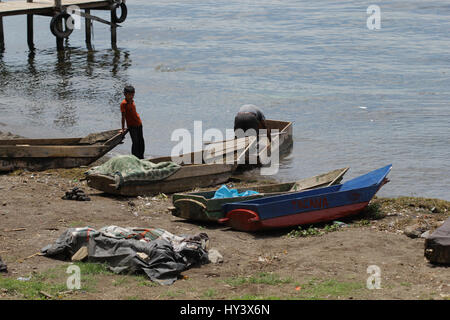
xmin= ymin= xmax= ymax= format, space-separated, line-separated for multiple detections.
xmin=0 ymin=0 xmax=111 ymax=17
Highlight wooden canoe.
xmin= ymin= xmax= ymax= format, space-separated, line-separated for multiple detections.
xmin=220 ymin=165 xmax=392 ymax=232
xmin=84 ymin=135 xmax=260 ymax=196
xmin=85 ymin=158 xmax=237 ymax=197
xmin=169 ymin=167 xmax=349 ymax=222
xmin=0 ymin=129 xmax=127 ymax=172
xmin=204 ymin=119 xmax=293 ymax=169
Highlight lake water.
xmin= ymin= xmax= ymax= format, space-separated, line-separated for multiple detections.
xmin=0 ymin=0 xmax=449 ymax=200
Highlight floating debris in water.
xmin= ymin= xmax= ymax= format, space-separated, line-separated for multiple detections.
xmin=155 ymin=64 xmax=186 ymax=72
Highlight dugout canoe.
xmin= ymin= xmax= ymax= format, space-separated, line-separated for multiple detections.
xmin=85 ymin=158 xmax=237 ymax=197
xmin=84 ymin=136 xmax=256 ymax=196
xmin=219 ymin=165 xmax=392 ymax=232
xmin=169 ymin=167 xmax=349 ymax=222
xmin=0 ymin=129 xmax=127 ymax=172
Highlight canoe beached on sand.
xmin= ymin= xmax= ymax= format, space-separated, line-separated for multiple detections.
xmin=169 ymin=167 xmax=349 ymax=222
xmin=0 ymin=129 xmax=127 ymax=172
xmin=84 ymin=136 xmax=256 ymax=196
xmin=85 ymin=158 xmax=237 ymax=197
xmin=219 ymin=165 xmax=392 ymax=232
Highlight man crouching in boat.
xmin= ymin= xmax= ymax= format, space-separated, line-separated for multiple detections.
xmin=234 ymin=104 xmax=271 ymax=142
xmin=234 ymin=104 xmax=278 ymax=175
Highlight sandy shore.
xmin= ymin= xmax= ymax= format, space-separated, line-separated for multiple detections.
xmin=0 ymin=165 xmax=449 ymax=300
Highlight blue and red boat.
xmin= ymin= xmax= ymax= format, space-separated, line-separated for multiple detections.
xmin=219 ymin=165 xmax=392 ymax=232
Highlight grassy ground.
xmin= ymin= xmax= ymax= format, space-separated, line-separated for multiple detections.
xmin=0 ymin=264 xmax=371 ymax=300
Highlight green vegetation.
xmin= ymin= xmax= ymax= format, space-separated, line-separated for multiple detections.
xmin=71 ymin=262 xmax=112 ymax=293
xmin=376 ymin=197 xmax=450 ymax=214
xmin=112 ymin=276 xmax=130 ymax=287
xmin=165 ymin=289 xmax=185 ymax=298
xmin=0 ymin=274 xmax=67 ymax=300
xmin=360 ymin=202 xmax=385 ymax=220
xmin=73 ymin=262 xmax=110 ymax=275
xmin=287 ymin=223 xmax=342 ymax=238
xmin=400 ymin=282 xmax=412 ymax=288
xmin=155 ymin=193 xmax=168 ymax=200
xmin=136 ymin=275 xmax=159 ymax=287
xmin=68 ymin=221 xmax=88 ymax=228
xmin=202 ymin=288 xmax=217 ymax=298
xmin=297 ymin=278 xmax=365 ymax=299
xmin=233 ymin=295 xmax=283 ymax=300
xmin=354 ymin=219 xmax=371 ymax=227
xmin=224 ymin=272 xmax=292 ymax=287
xmin=0 ymin=262 xmax=131 ymax=299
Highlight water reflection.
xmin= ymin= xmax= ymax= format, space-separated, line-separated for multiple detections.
xmin=0 ymin=46 xmax=132 ymax=130
xmin=27 ymin=51 xmax=36 ymax=74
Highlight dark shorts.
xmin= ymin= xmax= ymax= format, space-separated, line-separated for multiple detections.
xmin=128 ymin=125 xmax=145 ymax=159
xmin=234 ymin=112 xmax=259 ymax=138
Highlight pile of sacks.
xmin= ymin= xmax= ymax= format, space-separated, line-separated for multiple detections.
xmin=41 ymin=226 xmax=216 ymax=285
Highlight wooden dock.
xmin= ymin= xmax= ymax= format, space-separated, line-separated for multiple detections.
xmin=0 ymin=0 xmax=128 ymax=51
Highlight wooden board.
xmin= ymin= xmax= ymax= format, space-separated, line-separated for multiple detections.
xmin=0 ymin=138 xmax=81 ymax=145
xmin=0 ymin=129 xmax=125 ymax=171
xmin=152 ymin=136 xmax=254 ymax=166
xmin=0 ymin=145 xmax=111 ymax=158
xmin=258 ymin=119 xmax=293 ymax=161
xmin=0 ymin=129 xmax=121 ymax=146
xmin=292 ymin=167 xmax=349 ymax=191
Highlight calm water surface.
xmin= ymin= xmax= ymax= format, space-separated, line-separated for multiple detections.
xmin=0 ymin=1 xmax=449 ymax=200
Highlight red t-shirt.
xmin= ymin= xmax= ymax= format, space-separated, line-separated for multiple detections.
xmin=120 ymin=99 xmax=142 ymax=127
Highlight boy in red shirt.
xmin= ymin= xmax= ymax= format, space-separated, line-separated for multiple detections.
xmin=120 ymin=85 xmax=145 ymax=159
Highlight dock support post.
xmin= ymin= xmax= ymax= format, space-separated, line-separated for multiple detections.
xmin=27 ymin=0 xmax=34 ymax=51
xmin=85 ymin=9 xmax=93 ymax=50
xmin=110 ymin=9 xmax=117 ymax=50
xmin=56 ymin=21 xmax=64 ymax=51
xmin=55 ymin=0 xmax=64 ymax=51
xmin=0 ymin=17 xmax=4 ymax=52
xmin=0 ymin=1 xmax=4 ymax=52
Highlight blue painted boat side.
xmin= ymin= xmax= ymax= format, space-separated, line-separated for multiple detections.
xmin=222 ymin=165 xmax=392 ymax=220
xmin=256 ymin=184 xmax=380 ymax=220
xmin=222 ymin=184 xmax=342 ymax=206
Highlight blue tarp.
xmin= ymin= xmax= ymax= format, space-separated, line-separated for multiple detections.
xmin=212 ymin=185 xmax=259 ymax=199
